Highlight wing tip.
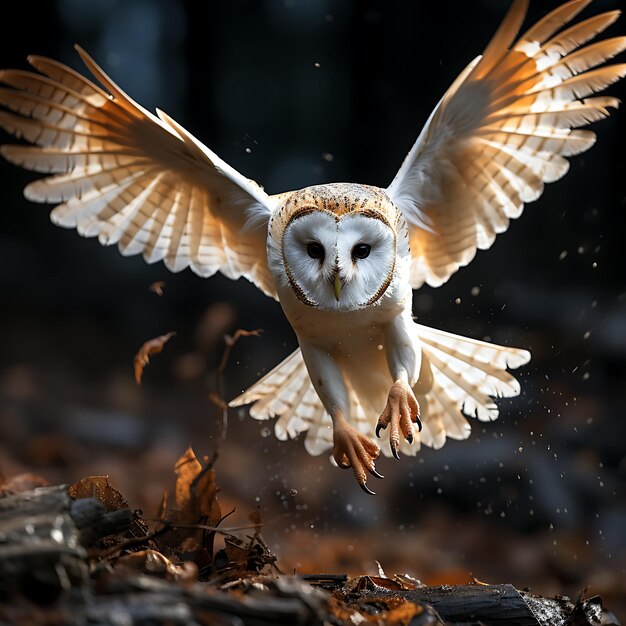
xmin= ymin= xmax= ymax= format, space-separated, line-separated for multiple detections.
xmin=508 ymin=348 xmax=532 ymax=368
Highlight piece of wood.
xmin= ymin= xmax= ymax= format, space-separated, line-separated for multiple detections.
xmin=406 ymin=584 xmax=538 ymax=625
xmin=0 ymin=485 xmax=132 ymax=604
xmin=343 ymin=578 xmax=618 ymax=626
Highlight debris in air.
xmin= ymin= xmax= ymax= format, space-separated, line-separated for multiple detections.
xmin=134 ymin=331 xmax=176 ymax=384
xmin=149 ymin=281 xmax=166 ymax=296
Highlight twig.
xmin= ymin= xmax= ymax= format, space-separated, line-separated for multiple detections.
xmin=143 ymin=513 xmax=289 ymax=536
xmin=92 ymin=524 xmax=172 ymax=559
xmin=210 ymin=328 xmax=263 ymax=441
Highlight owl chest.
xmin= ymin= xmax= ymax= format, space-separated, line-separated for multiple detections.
xmin=281 ymin=292 xmax=397 ymax=356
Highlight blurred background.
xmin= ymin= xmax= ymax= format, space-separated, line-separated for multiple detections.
xmin=0 ymin=0 xmax=625 ymax=614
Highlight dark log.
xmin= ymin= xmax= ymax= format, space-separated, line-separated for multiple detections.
xmin=344 ymin=579 xmax=619 ymax=626
xmin=0 ymin=486 xmax=132 ymax=604
xmin=406 ymin=583 xmax=537 ymax=625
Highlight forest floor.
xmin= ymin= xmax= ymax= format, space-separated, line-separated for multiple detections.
xmin=0 ymin=448 xmax=621 ymax=626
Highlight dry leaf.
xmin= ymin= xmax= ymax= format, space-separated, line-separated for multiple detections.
xmin=224 ymin=536 xmax=249 ymax=565
xmin=149 ymin=281 xmax=166 ymax=296
xmin=134 ymin=331 xmax=176 ymax=384
xmin=193 ymin=463 xmax=221 ymax=525
xmin=68 ymin=475 xmax=127 ymax=511
xmin=223 ymin=328 xmax=262 ymax=348
xmin=328 ymin=595 xmax=421 ymax=626
xmin=393 ymin=573 xmax=423 ymax=590
xmin=116 ymin=549 xmax=197 ymax=582
xmin=377 ymin=597 xmax=421 ymax=625
xmin=174 ymin=447 xmax=203 ymax=515
xmin=0 ymin=472 xmax=49 ymax=497
xmin=159 ymin=448 xmax=222 ymax=557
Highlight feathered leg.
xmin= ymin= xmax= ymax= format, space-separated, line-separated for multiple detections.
xmin=300 ymin=343 xmax=383 ymax=494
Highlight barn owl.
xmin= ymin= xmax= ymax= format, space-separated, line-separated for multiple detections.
xmin=1 ymin=0 xmax=624 ymax=494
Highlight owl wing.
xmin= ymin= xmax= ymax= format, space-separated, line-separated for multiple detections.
xmin=387 ymin=0 xmax=626 ymax=289
xmin=229 ymin=348 xmax=335 ymax=455
xmin=0 ymin=47 xmax=277 ymax=299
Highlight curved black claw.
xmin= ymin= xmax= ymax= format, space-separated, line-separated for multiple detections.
xmin=406 ymin=432 xmax=413 ymax=445
xmin=390 ymin=440 xmax=401 ymax=461
xmin=415 ymin=415 xmax=423 ymax=433
xmin=368 ymin=465 xmax=384 ymax=480
xmin=359 ymin=481 xmax=376 ymax=496
xmin=375 ymin=423 xmax=386 ymax=439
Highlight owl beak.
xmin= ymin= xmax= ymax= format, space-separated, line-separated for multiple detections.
xmin=333 ymin=274 xmax=342 ymax=301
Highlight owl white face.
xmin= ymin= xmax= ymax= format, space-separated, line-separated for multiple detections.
xmin=282 ymin=210 xmax=396 ymax=311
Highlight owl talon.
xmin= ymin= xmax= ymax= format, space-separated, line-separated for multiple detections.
xmin=359 ymin=482 xmax=376 ymax=496
xmin=376 ymin=380 xmax=421 ymax=458
xmin=332 ymin=421 xmax=381 ymax=492
xmin=390 ymin=440 xmax=400 ymax=460
xmin=368 ymin=465 xmax=384 ymax=480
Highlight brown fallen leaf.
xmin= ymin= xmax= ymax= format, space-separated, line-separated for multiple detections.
xmin=174 ymin=447 xmax=203 ymax=516
xmin=328 ymin=594 xmax=422 ymax=626
xmin=224 ymin=536 xmax=249 ymax=565
xmin=116 ymin=549 xmax=197 ymax=582
xmin=149 ymin=281 xmax=166 ymax=296
xmin=68 ymin=475 xmax=127 ymax=511
xmin=134 ymin=331 xmax=176 ymax=384
xmin=158 ymin=448 xmax=222 ymax=557
xmin=193 ymin=462 xmax=221 ymax=524
xmin=0 ymin=472 xmax=49 ymax=497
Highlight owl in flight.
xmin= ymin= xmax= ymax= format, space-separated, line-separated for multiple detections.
xmin=1 ymin=0 xmax=624 ymax=493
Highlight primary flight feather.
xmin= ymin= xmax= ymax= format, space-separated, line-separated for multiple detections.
xmin=1 ymin=0 xmax=623 ymax=494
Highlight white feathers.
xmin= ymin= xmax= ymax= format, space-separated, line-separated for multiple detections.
xmin=0 ymin=47 xmax=278 ymax=298
xmin=388 ymin=0 xmax=624 ymax=289
xmin=279 ymin=210 xmax=397 ymax=311
xmin=231 ymin=323 xmax=531 ymax=458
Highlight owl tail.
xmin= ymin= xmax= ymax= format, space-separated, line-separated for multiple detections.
xmin=230 ymin=327 xmax=531 ymax=458
xmin=414 ymin=324 xmax=531 ymax=451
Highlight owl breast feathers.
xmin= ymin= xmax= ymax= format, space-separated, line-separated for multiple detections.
xmin=1 ymin=0 xmax=624 ymax=491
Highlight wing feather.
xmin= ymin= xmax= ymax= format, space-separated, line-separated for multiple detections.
xmin=388 ymin=0 xmax=624 ymax=289
xmin=0 ymin=47 xmax=278 ymax=298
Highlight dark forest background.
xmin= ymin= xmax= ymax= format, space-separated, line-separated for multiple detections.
xmin=0 ymin=0 xmax=624 ymax=611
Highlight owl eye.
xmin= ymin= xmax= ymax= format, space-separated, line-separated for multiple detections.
xmin=352 ymin=243 xmax=371 ymax=259
xmin=306 ymin=242 xmax=325 ymax=260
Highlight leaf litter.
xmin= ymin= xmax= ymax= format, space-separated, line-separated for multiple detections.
xmin=0 ymin=448 xmax=618 ymax=625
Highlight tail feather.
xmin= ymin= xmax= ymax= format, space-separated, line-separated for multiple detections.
xmin=417 ymin=323 xmax=531 ymax=369
xmin=231 ymin=327 xmax=531 ymax=458
xmin=417 ymin=325 xmax=530 ymax=447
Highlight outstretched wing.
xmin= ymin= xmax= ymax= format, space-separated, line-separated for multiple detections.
xmin=387 ymin=0 xmax=626 ymax=289
xmin=0 ymin=46 xmax=277 ymax=298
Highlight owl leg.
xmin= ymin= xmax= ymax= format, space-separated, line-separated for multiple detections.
xmin=300 ymin=342 xmax=383 ymax=493
xmin=375 ymin=380 xmax=422 ymax=460
xmin=332 ymin=417 xmax=383 ymax=495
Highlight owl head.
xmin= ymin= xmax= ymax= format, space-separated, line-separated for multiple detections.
xmin=268 ymin=183 xmax=408 ymax=311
